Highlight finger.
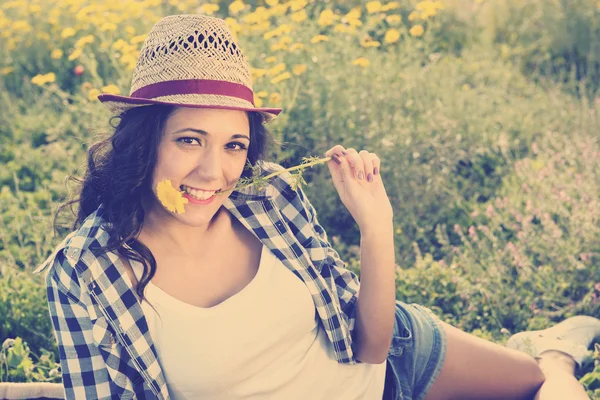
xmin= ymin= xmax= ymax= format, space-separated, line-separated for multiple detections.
xmin=359 ymin=150 xmax=374 ymax=182
xmin=324 ymin=145 xmax=347 ymax=158
xmin=370 ymin=153 xmax=381 ymax=177
xmin=342 ymin=148 xmax=364 ymax=180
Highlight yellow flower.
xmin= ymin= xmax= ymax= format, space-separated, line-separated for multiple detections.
xmin=290 ymin=0 xmax=307 ymax=11
xmin=51 ymin=49 xmax=63 ymax=59
xmin=255 ymin=91 xmax=268 ymax=98
xmin=12 ymin=20 xmax=31 ymax=33
xmin=265 ymin=0 xmax=278 ymax=5
xmin=409 ymin=24 xmax=425 ymax=37
xmin=361 ymin=39 xmax=381 ymax=48
xmin=386 ymin=15 xmax=401 ymax=24
xmin=289 ymin=43 xmax=304 ymax=52
xmin=100 ymin=22 xmax=117 ymax=32
xmin=265 ymin=56 xmax=277 ymax=63
xmin=75 ymin=35 xmax=95 ymax=48
xmin=0 ymin=66 xmax=15 ymax=75
xmin=101 ymin=84 xmax=121 ymax=95
xmin=267 ymin=63 xmax=286 ymax=77
xmin=318 ymin=9 xmax=338 ymax=27
xmin=291 ymin=10 xmax=307 ymax=22
xmin=382 ymin=2 xmax=400 ymax=11
xmin=131 ymin=35 xmax=147 ymax=45
xmin=366 ymin=1 xmax=382 ymax=14
xmin=254 ymin=96 xmax=263 ymax=107
xmin=225 ymin=17 xmax=242 ymax=34
xmin=334 ymin=24 xmax=354 ymax=33
xmin=87 ymin=88 xmax=101 ymax=101
xmin=269 ymin=92 xmax=282 ymax=105
xmin=61 ymin=27 xmax=76 ymax=39
xmin=352 ymin=57 xmax=370 ymax=67
xmin=200 ymin=3 xmax=219 ymax=15
xmin=384 ymin=28 xmax=401 ymax=43
xmin=157 ymin=180 xmax=188 ymax=214
xmin=408 ymin=11 xmax=419 ymax=21
xmin=31 ymin=72 xmax=56 ymax=86
xmin=346 ymin=7 xmax=361 ymax=20
xmin=68 ymin=47 xmax=83 ymax=61
xmin=229 ymin=0 xmax=245 ymax=15
xmin=311 ymin=35 xmax=328 ymax=44
xmin=292 ymin=64 xmax=307 ymax=75
xmin=125 ymin=26 xmax=136 ymax=36
xmin=251 ymin=68 xmax=267 ymax=79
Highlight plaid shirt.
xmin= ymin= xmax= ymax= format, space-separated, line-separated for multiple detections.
xmin=34 ymin=161 xmax=362 ymax=400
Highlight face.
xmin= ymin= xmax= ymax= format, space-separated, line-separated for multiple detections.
xmin=148 ymin=107 xmax=250 ymax=226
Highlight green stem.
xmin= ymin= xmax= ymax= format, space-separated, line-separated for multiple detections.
xmin=217 ymin=156 xmax=332 ymax=195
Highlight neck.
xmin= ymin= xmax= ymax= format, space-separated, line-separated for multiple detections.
xmin=138 ymin=205 xmax=232 ymax=257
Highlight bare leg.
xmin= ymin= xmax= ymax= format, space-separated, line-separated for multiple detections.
xmin=533 ymin=351 xmax=589 ymax=400
xmin=425 ymin=320 xmax=545 ymax=400
xmin=425 ymin=321 xmax=590 ymax=400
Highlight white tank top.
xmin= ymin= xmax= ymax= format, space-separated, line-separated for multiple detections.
xmin=131 ymin=244 xmax=387 ymax=399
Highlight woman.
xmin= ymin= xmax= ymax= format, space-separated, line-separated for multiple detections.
xmin=35 ymin=14 xmax=599 ymax=400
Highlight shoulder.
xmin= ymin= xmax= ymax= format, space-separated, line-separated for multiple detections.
xmin=33 ymin=204 xmax=110 ymax=278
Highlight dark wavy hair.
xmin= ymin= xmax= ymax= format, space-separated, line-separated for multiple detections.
xmin=54 ymin=104 xmax=274 ymax=306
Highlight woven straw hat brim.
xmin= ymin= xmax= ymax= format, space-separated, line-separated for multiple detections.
xmin=98 ymin=93 xmax=282 ymax=123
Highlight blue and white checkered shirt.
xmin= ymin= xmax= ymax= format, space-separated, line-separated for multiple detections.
xmin=34 ymin=161 xmax=362 ymax=399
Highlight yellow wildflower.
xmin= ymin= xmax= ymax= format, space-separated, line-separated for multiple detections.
xmin=269 ymin=92 xmax=282 ymax=105
xmin=254 ymin=96 xmax=263 ymax=107
xmin=255 ymin=91 xmax=268 ymax=98
xmin=125 ymin=26 xmax=136 ymax=36
xmin=200 ymin=3 xmax=219 ymax=15
xmin=382 ymin=2 xmax=400 ymax=11
xmin=131 ymin=35 xmax=147 ymax=45
xmin=361 ymin=39 xmax=381 ymax=48
xmin=346 ymin=7 xmax=361 ymax=20
xmin=31 ymin=73 xmax=56 ymax=86
xmin=75 ymin=35 xmax=95 ymax=48
xmin=12 ymin=20 xmax=31 ymax=33
xmin=386 ymin=15 xmax=401 ymax=24
xmin=251 ymin=68 xmax=267 ymax=79
xmin=311 ymin=35 xmax=328 ymax=44
xmin=384 ymin=28 xmax=401 ymax=43
xmin=51 ymin=49 xmax=63 ymax=59
xmin=409 ymin=24 xmax=425 ymax=37
xmin=366 ymin=1 xmax=382 ymax=14
xmin=0 ymin=67 xmax=15 ymax=76
xmin=100 ymin=22 xmax=117 ymax=32
xmin=68 ymin=48 xmax=83 ymax=61
xmin=266 ymin=0 xmax=279 ymax=6
xmin=87 ymin=88 xmax=101 ymax=101
xmin=271 ymin=71 xmax=291 ymax=84
xmin=290 ymin=0 xmax=307 ymax=11
xmin=101 ymin=84 xmax=121 ymax=95
xmin=289 ymin=43 xmax=304 ymax=52
xmin=352 ymin=57 xmax=370 ymax=68
xmin=157 ymin=180 xmax=188 ymax=214
xmin=61 ymin=27 xmax=76 ymax=39
xmin=318 ymin=9 xmax=338 ymax=27
xmin=292 ymin=64 xmax=307 ymax=75
xmin=267 ymin=63 xmax=286 ymax=77
xmin=225 ymin=18 xmax=242 ymax=34
xmin=408 ymin=11 xmax=419 ymax=21
xmin=265 ymin=56 xmax=277 ymax=63
xmin=229 ymin=0 xmax=245 ymax=15
xmin=291 ymin=10 xmax=307 ymax=22
xmin=334 ymin=24 xmax=354 ymax=33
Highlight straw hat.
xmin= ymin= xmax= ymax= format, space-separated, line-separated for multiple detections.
xmin=98 ymin=14 xmax=282 ymax=123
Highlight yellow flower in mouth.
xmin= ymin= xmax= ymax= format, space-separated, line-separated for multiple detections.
xmin=157 ymin=180 xmax=188 ymax=214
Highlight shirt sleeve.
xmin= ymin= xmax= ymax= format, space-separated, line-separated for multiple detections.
xmin=295 ymin=185 xmax=361 ymax=333
xmin=45 ymin=251 xmax=115 ymax=400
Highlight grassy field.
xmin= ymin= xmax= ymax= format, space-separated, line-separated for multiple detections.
xmin=1 ymin=0 xmax=599 ymax=395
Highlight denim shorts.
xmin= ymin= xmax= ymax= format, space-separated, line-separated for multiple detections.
xmin=381 ymin=300 xmax=448 ymax=400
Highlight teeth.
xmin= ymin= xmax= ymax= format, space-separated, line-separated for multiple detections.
xmin=181 ymin=185 xmax=217 ymax=200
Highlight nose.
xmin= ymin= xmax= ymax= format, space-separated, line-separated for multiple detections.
xmin=194 ymin=146 xmax=223 ymax=182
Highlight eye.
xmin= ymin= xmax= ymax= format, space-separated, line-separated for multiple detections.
xmin=227 ymin=142 xmax=248 ymax=152
xmin=176 ymin=137 xmax=200 ymax=145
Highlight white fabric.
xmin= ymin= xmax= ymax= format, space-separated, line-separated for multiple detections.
xmin=131 ymin=244 xmax=387 ymax=399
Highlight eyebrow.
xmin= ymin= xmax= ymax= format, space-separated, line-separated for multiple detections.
xmin=171 ymin=128 xmax=250 ymax=141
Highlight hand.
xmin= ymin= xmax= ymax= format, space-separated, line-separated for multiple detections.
xmin=324 ymin=145 xmax=394 ymax=230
